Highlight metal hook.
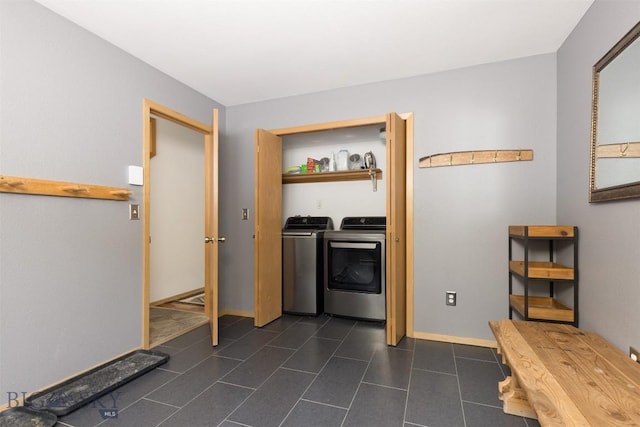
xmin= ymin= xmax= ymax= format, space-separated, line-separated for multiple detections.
xmin=620 ymin=142 xmax=629 ymax=157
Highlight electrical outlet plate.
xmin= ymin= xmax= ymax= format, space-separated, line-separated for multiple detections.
xmin=446 ymin=291 xmax=456 ymax=306
xmin=630 ymin=346 xmax=640 ymax=363
xmin=241 ymin=208 xmax=248 ymax=220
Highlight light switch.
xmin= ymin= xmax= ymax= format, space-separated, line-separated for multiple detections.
xmin=128 ymin=165 xmax=143 ymax=186
xmin=129 ymin=204 xmax=140 ymax=220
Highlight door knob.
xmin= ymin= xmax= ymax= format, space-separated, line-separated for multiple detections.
xmin=204 ymin=236 xmax=226 ymax=243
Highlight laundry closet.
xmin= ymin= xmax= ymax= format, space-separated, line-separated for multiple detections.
xmin=254 ymin=113 xmax=411 ymax=346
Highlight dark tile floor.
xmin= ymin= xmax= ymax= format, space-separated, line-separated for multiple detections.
xmin=57 ymin=315 xmax=542 ymax=427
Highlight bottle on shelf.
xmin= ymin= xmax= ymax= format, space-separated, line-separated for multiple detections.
xmin=329 ymin=152 xmax=337 ymax=171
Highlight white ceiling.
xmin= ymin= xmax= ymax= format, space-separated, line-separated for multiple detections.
xmin=34 ymin=0 xmax=593 ymax=106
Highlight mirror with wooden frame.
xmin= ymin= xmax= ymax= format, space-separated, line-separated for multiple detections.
xmin=589 ymin=20 xmax=640 ymax=202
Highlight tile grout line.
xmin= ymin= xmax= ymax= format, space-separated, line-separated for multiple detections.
xmin=337 ymin=320 xmax=377 ymax=427
xmin=360 ymin=380 xmax=408 ymax=392
xmin=457 ymin=355 xmax=506 ymax=364
xmin=220 ymin=316 xmax=306 ymax=427
xmin=452 ymin=344 xmax=468 ymax=427
xmin=216 ymin=380 xmax=257 ymax=391
xmin=411 ymin=365 xmax=458 ymax=376
xmin=220 ymin=315 xmax=337 ymax=427
xmin=145 ymin=328 xmax=253 ymax=425
xmin=148 ymin=353 xmax=241 ymax=412
xmin=492 ymin=347 xmax=510 ymax=379
xmin=86 ymin=366 xmax=189 ymax=427
xmin=279 ymin=318 xmax=357 ymax=427
xmin=142 ymin=397 xmax=181 ymax=409
xmin=460 ymin=399 xmax=508 ymax=410
xmin=298 ymin=397 xmax=349 ymax=411
xmin=160 ymin=319 xmax=271 ymax=427
xmin=402 ymin=338 xmax=416 ymax=426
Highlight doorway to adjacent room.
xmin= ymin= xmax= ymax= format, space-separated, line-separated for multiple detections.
xmin=142 ymin=100 xmax=221 ymax=348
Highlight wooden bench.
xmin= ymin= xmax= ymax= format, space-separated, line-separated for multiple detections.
xmin=489 ymin=319 xmax=640 ymax=426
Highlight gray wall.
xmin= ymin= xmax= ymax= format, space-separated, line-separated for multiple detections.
xmin=557 ymin=0 xmax=640 ymax=350
xmin=223 ymin=53 xmax=558 ymax=340
xmin=0 ymin=0 xmax=224 ymax=398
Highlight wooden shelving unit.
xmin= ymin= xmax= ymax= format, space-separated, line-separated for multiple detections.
xmin=282 ymin=169 xmax=382 ymax=184
xmin=508 ymin=225 xmax=578 ymax=326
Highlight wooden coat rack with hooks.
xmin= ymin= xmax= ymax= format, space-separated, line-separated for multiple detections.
xmin=0 ymin=175 xmax=133 ymax=201
xmin=419 ymin=149 xmax=533 ymax=168
xmin=596 ymin=141 xmax=640 ymax=158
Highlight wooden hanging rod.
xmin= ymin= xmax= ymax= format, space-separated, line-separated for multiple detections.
xmin=596 ymin=141 xmax=640 ymax=158
xmin=0 ymin=175 xmax=133 ymax=201
xmin=419 ymin=149 xmax=533 ymax=168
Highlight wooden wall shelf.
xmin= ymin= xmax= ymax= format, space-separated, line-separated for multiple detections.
xmin=419 ymin=149 xmax=533 ymax=168
xmin=282 ymin=169 xmax=382 ymax=184
xmin=0 ymin=175 xmax=133 ymax=201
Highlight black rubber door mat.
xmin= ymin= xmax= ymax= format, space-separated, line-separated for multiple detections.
xmin=24 ymin=349 xmax=168 ymax=416
xmin=0 ymin=407 xmax=57 ymax=427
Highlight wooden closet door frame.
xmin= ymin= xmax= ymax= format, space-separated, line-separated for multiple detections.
xmin=257 ymin=113 xmax=415 ymax=343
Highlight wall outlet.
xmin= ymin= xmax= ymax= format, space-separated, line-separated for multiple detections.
xmin=630 ymin=346 xmax=640 ymax=363
xmin=446 ymin=291 xmax=456 ymax=306
xmin=241 ymin=208 xmax=249 ymax=220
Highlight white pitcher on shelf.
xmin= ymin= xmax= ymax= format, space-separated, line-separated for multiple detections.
xmin=336 ymin=149 xmax=349 ymax=171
